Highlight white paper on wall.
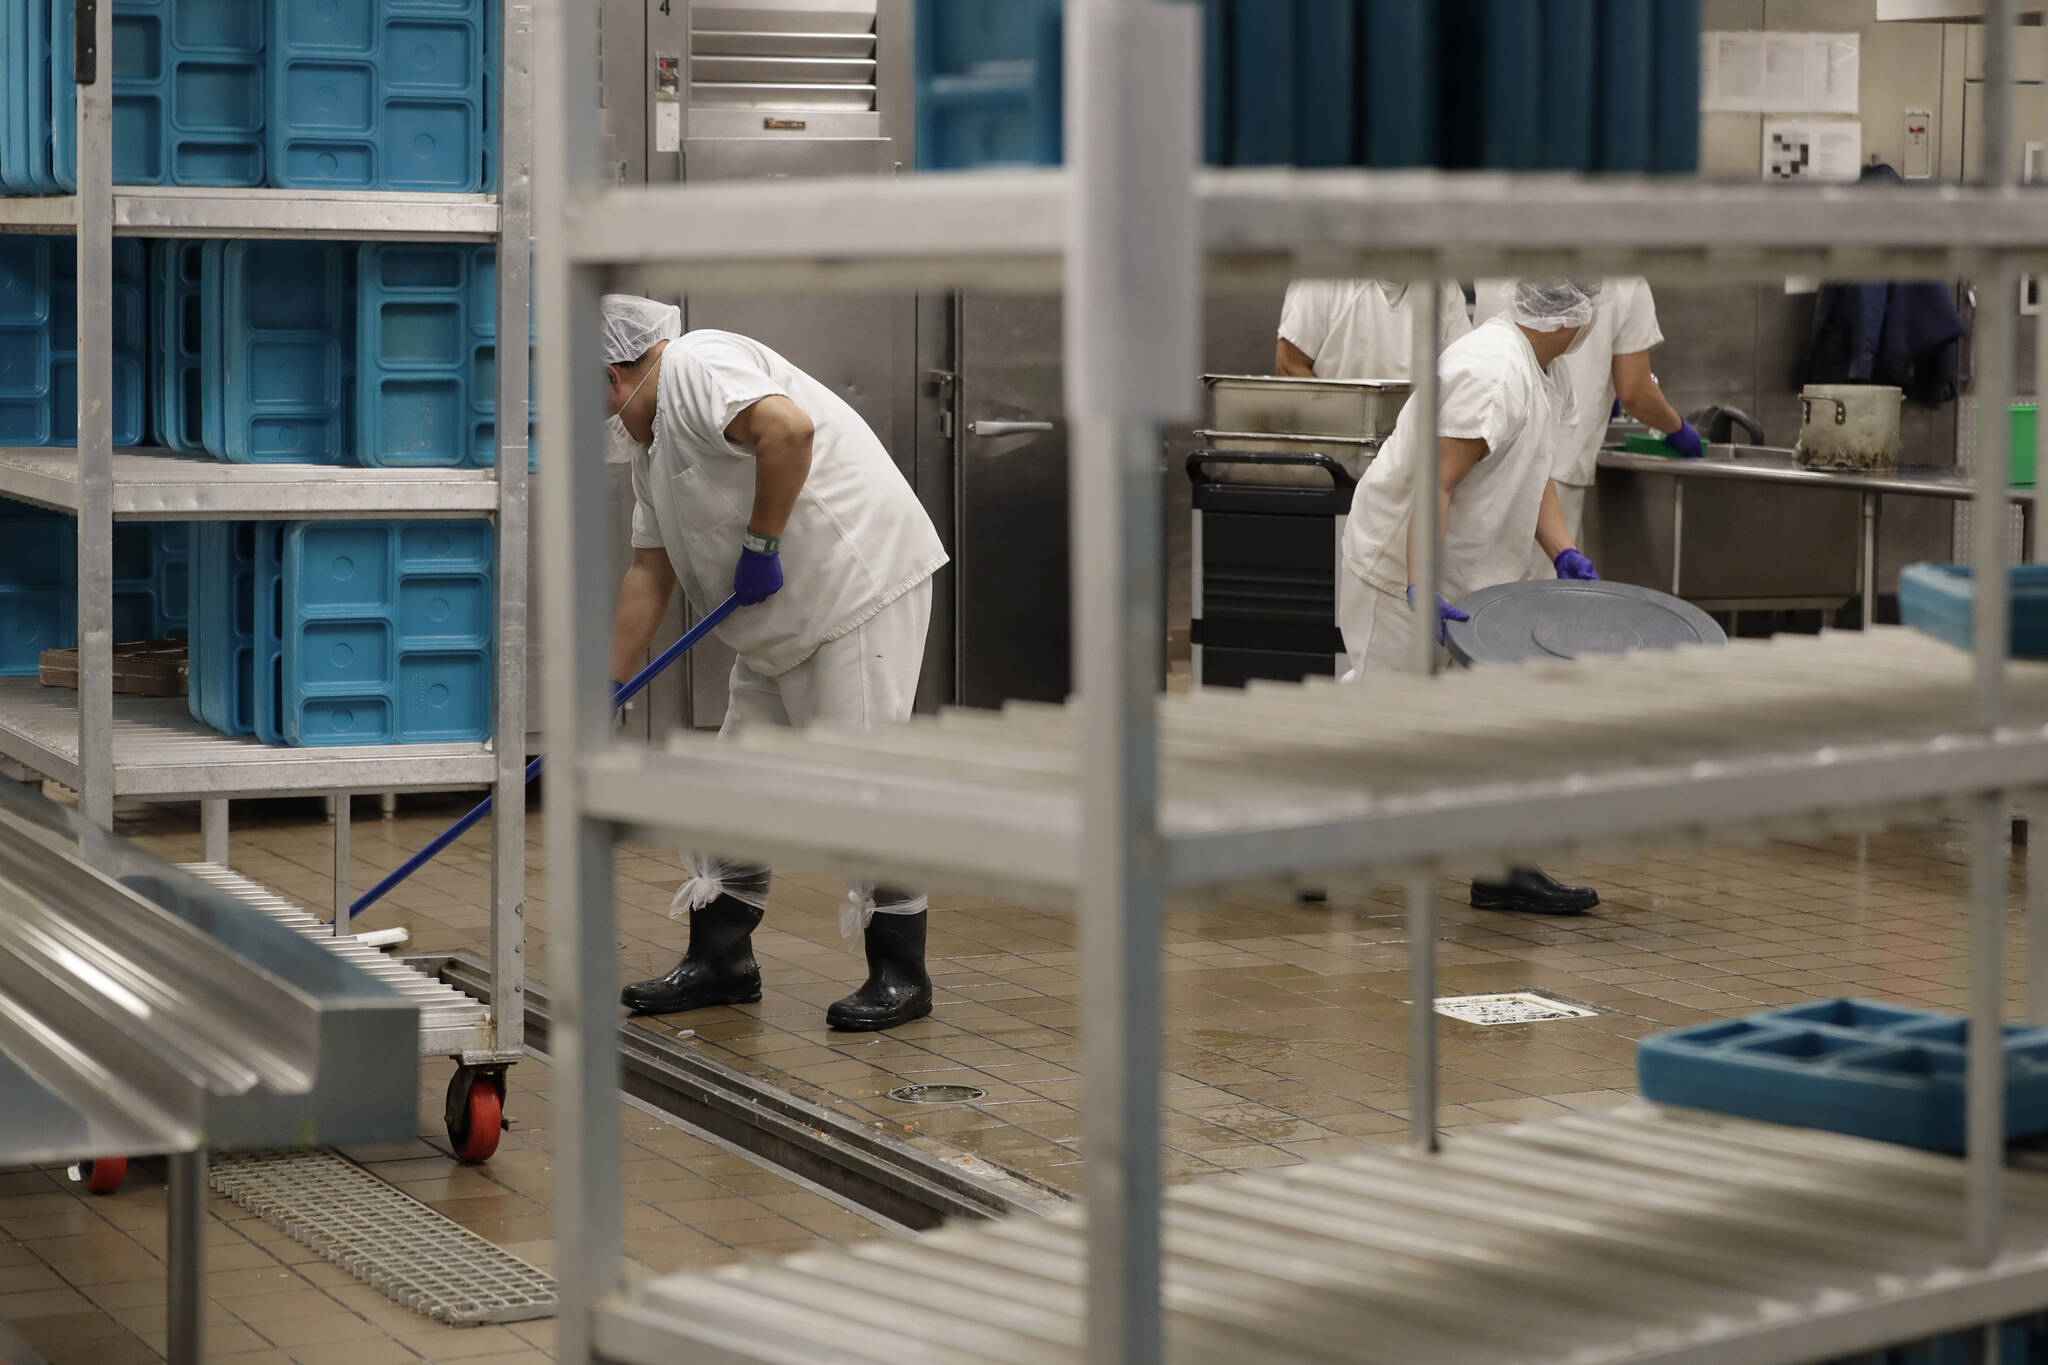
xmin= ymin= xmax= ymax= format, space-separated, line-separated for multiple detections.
xmin=1703 ymin=31 xmax=1860 ymax=115
xmin=1703 ymin=31 xmax=1765 ymax=113
xmin=1763 ymin=118 xmax=1864 ymax=182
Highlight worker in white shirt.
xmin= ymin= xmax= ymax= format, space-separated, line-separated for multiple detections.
xmin=1340 ymin=279 xmax=1604 ymax=917
xmin=1473 ymin=276 xmax=1701 ymax=568
xmin=1276 ymin=279 xmax=1473 ymax=381
xmin=601 ymin=296 xmax=951 ymax=1031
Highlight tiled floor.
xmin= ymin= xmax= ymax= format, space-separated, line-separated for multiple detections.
xmin=7 ymin=788 xmax=2038 ymax=1361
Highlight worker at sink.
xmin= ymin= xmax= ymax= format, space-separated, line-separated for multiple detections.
xmin=1275 ymin=279 xmax=1473 ymax=381
xmin=1339 ymin=278 xmax=1604 ymax=917
xmin=600 ymin=295 xmax=950 ymax=1032
xmin=1474 ymin=276 xmax=1702 ymax=568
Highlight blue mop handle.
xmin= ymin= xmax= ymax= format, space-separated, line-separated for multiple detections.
xmin=348 ymin=596 xmax=740 ymax=918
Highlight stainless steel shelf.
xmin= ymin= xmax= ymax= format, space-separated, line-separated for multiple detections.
xmin=599 ymin=1105 xmax=2048 ymax=1365
xmin=0 ymin=195 xmax=77 ymax=231
xmin=0 ymin=448 xmax=502 ymax=519
xmin=579 ymin=628 xmax=2048 ymax=899
xmin=563 ymin=170 xmax=2048 ymax=289
xmin=0 ymin=679 xmax=495 ymax=799
xmin=0 ymin=188 xmax=499 ymax=240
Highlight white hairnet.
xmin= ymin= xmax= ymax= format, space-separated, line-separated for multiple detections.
xmin=1509 ymin=278 xmax=1601 ymax=332
xmin=601 ymin=294 xmax=683 ymax=365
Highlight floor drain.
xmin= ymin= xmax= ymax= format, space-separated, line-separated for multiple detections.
xmin=1434 ymin=992 xmax=1600 ymax=1026
xmin=888 ymin=1084 xmax=987 ymax=1105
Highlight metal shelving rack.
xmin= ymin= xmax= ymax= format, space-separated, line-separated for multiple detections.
xmin=537 ymin=1 xmax=2048 ymax=1362
xmin=0 ymin=1 xmax=532 ymax=1134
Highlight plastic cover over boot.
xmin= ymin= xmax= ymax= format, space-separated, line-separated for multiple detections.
xmin=620 ymin=893 xmax=765 ymax=1015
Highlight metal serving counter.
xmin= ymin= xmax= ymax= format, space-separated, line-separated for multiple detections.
xmin=1596 ymin=444 xmax=2033 ymax=626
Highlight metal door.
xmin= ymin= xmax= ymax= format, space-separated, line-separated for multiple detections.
xmin=955 ymin=294 xmax=1071 ymax=707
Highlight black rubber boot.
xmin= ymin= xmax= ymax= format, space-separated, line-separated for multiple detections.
xmin=826 ymin=908 xmax=933 ymax=1033
xmin=620 ymin=893 xmax=765 ymax=1015
xmin=1469 ymin=866 xmax=1599 ymax=916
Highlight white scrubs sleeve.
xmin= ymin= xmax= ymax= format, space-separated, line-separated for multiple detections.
xmin=629 ymin=454 xmax=663 ymax=551
xmin=1277 ymin=281 xmax=1334 ymax=363
xmin=1436 ymin=358 xmax=1513 ymax=453
xmin=1611 ymin=277 xmax=1665 ymax=356
xmin=667 ymin=336 xmax=795 ymax=456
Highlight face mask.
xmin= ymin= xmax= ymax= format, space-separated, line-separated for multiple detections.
xmin=603 ymin=363 xmax=658 ymax=465
xmin=605 ymin=413 xmax=646 ymax=466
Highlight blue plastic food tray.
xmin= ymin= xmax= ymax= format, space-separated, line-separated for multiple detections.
xmin=0 ymin=235 xmax=147 ymax=447
xmin=0 ymin=496 xmax=76 ymax=675
xmin=188 ymin=520 xmax=262 ymax=734
xmin=354 ymin=242 xmax=487 ymax=467
xmin=913 ymin=0 xmax=1062 ymax=172
xmin=211 ymin=239 xmax=354 ymax=464
xmin=150 ymin=240 xmax=205 ymax=452
xmin=267 ymin=0 xmax=486 ymax=192
xmin=1899 ymin=563 xmax=2048 ymax=659
xmin=113 ymin=521 xmax=190 ymax=640
xmin=1 ymin=0 xmax=59 ymax=194
xmin=1638 ymin=998 xmax=2048 ymax=1154
xmin=1594 ymin=0 xmax=1652 ymax=172
xmin=282 ymin=520 xmax=493 ymax=745
xmin=252 ymin=521 xmax=285 ymax=743
xmin=1648 ymin=0 xmax=1701 ymax=174
xmin=103 ymin=0 xmax=268 ymax=187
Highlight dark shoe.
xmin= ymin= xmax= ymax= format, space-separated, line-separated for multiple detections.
xmin=620 ymin=893 xmax=764 ymax=1015
xmin=1469 ymin=866 xmax=1599 ymax=916
xmin=827 ymin=909 xmax=934 ymax=1032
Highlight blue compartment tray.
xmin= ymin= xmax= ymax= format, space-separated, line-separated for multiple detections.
xmin=1638 ymin=998 xmax=2048 ymax=1154
xmin=1899 ymin=563 xmax=2048 ymax=659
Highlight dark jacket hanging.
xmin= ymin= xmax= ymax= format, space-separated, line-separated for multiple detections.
xmin=1803 ymin=164 xmax=1969 ymax=408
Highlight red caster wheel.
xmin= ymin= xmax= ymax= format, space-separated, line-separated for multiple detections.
xmin=445 ymin=1066 xmax=506 ymax=1165
xmin=78 ymin=1157 xmax=127 ymax=1195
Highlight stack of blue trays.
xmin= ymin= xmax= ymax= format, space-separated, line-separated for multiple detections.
xmin=1639 ymin=998 xmax=2048 ymax=1155
xmin=187 ymin=518 xmax=493 ymax=746
xmin=912 ymin=0 xmax=1702 ymax=173
xmin=281 ymin=519 xmax=493 ymax=745
xmin=267 ymin=0 xmax=487 ymax=192
xmin=200 ymin=239 xmax=355 ymax=464
xmin=188 ymin=520 xmax=264 ymax=735
xmin=0 ymin=235 xmax=148 ymax=447
xmin=0 ymin=496 xmax=76 ymax=675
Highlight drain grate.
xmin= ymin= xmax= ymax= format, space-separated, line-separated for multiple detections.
xmin=887 ymin=1084 xmax=988 ymax=1105
xmin=1433 ymin=992 xmax=1600 ymax=1026
xmin=211 ymin=1149 xmax=556 ymax=1325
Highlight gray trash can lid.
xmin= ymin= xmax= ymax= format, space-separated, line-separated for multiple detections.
xmin=1444 ymin=580 xmax=1728 ymax=667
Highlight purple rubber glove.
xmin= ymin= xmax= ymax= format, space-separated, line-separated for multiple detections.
xmin=1662 ymin=420 xmax=1704 ymax=459
xmin=1611 ymin=397 xmax=1623 ymax=421
xmin=1554 ymin=548 xmax=1601 ymax=581
xmin=1407 ymin=584 xmax=1470 ymax=645
xmin=733 ymin=547 xmax=784 ymax=606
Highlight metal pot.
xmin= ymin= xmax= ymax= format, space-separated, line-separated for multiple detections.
xmin=1795 ymin=384 xmax=1903 ymax=473
xmin=1195 ymin=375 xmax=1412 ymax=486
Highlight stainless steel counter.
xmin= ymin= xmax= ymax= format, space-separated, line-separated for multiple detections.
xmin=1596 ymin=444 xmax=2036 ymax=625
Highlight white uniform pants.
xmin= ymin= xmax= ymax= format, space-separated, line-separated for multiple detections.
xmin=1338 ymin=569 xmax=1445 ymax=678
xmin=677 ymin=578 xmax=934 ymax=936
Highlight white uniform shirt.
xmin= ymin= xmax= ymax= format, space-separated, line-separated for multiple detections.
xmin=1278 ymin=280 xmax=1473 ymax=381
xmin=631 ymin=331 xmax=949 ymax=677
xmin=1343 ymin=317 xmax=1559 ymax=602
xmin=1472 ymin=277 xmax=1664 ymax=487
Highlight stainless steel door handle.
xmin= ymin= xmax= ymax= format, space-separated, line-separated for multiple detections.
xmin=968 ymin=420 xmax=1055 ymax=438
